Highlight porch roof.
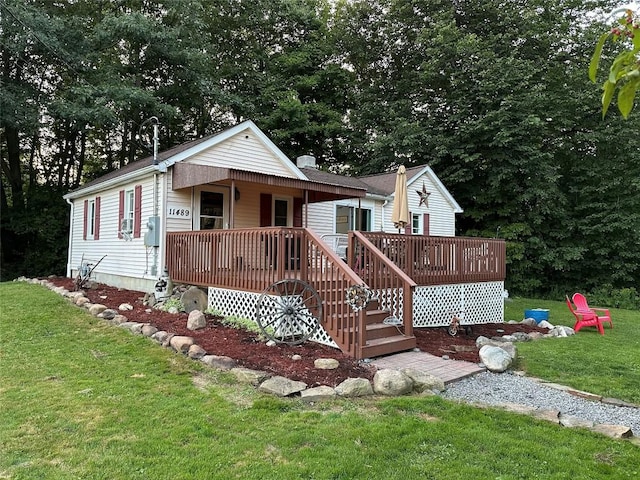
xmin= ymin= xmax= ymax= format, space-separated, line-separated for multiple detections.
xmin=172 ymin=163 xmax=367 ymax=202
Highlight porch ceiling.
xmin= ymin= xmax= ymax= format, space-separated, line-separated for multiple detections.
xmin=172 ymin=163 xmax=366 ymax=202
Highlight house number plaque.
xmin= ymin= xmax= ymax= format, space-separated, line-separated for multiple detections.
xmin=167 ymin=205 xmax=191 ymax=219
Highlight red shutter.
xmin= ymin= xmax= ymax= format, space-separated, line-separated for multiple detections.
xmin=83 ymin=200 xmax=88 ymax=240
xmin=118 ymin=190 xmax=124 ymax=239
xmin=133 ymin=184 xmax=142 ymax=238
xmin=260 ymin=194 xmax=272 ymax=227
xmin=94 ymin=196 xmax=101 ymax=240
xmin=404 ymin=211 xmax=412 ymax=235
xmin=423 ymin=213 xmax=429 ymax=236
xmin=293 ymin=198 xmax=303 ymax=227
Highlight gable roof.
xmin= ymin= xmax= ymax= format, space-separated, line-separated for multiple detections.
xmin=64 ymin=121 xmax=327 ymax=200
xmin=360 ymin=165 xmax=463 ymax=213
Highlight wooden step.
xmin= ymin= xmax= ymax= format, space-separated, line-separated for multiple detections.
xmin=359 ymin=335 xmax=417 ymax=359
xmin=365 ymin=308 xmax=390 ymax=325
xmin=366 ymin=322 xmax=403 ymax=340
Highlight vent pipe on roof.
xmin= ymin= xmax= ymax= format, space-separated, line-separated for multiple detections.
xmin=296 ymin=155 xmax=317 ymax=169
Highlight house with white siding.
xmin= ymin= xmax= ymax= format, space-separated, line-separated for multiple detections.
xmin=63 ymin=120 xmax=505 ymax=359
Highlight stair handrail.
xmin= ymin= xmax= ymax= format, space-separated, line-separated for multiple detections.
xmin=303 ymin=228 xmax=369 ymax=356
xmin=349 ymin=231 xmax=417 ymax=337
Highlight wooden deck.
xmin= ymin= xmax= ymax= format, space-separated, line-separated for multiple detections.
xmin=165 ymin=228 xmax=505 ymax=359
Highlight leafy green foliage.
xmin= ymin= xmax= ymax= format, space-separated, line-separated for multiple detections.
xmin=589 ymin=9 xmax=640 ymax=118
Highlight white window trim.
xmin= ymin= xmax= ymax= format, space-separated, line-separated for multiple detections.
xmin=273 ymin=196 xmax=293 ymax=227
xmin=123 ymin=189 xmax=135 ymax=233
xmin=87 ymin=199 xmax=96 ymax=240
xmin=194 ymin=185 xmax=229 ymax=230
xmin=412 ymin=213 xmax=423 ymax=235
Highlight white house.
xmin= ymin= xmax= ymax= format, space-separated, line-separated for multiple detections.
xmin=63 ymin=120 xmax=505 ymax=359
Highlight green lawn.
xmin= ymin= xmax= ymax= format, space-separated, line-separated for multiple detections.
xmin=504 ymin=297 xmax=640 ymax=404
xmin=1 ymin=282 xmax=638 ymax=479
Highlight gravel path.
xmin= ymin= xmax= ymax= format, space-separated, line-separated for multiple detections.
xmin=441 ymin=371 xmax=640 ymax=435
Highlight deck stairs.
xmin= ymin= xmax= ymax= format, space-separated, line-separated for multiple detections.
xmin=358 ymin=297 xmax=416 ymax=358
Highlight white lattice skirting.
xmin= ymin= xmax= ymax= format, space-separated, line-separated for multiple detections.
xmin=412 ymin=281 xmax=505 ymax=327
xmin=208 ymin=281 xmax=504 ymax=348
xmin=207 ymin=287 xmax=338 ymax=348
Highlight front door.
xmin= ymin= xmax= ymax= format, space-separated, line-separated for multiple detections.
xmin=195 ymin=186 xmax=229 ymax=230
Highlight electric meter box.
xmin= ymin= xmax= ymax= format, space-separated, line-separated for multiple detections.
xmin=144 ymin=216 xmax=160 ymax=247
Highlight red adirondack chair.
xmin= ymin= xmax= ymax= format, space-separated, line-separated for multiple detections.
xmin=565 ymin=295 xmax=603 ymax=334
xmin=572 ymin=293 xmax=613 ymax=332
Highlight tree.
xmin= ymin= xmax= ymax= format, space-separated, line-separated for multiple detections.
xmin=590 ymin=8 xmax=640 ymax=118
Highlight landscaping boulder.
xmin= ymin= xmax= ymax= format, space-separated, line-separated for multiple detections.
xmin=401 ymin=368 xmax=445 ymax=393
xmin=314 ymin=358 xmax=340 ymax=370
xmin=300 ymin=386 xmax=337 ymax=402
xmin=373 ymin=369 xmax=413 ymax=396
xmin=479 ymin=345 xmax=512 ymax=372
xmin=170 ymin=335 xmax=194 ymax=353
xmin=187 ymin=310 xmax=207 ymax=330
xmin=258 ymin=376 xmax=307 ymax=397
xmin=335 ymin=378 xmax=373 ymax=397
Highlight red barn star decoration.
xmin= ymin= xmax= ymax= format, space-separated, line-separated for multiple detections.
xmin=416 ymin=182 xmax=431 ymax=207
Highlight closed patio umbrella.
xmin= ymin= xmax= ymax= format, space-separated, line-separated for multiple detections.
xmin=391 ymin=165 xmax=409 ymax=230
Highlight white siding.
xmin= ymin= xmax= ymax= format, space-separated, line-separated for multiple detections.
xmin=69 ymin=174 xmax=161 ymax=290
xmin=383 ymin=173 xmax=456 ymax=236
xmin=305 ymin=202 xmax=334 ymax=237
xmin=306 ymin=197 xmax=380 ymax=237
xmin=182 ymin=130 xmax=297 ymax=178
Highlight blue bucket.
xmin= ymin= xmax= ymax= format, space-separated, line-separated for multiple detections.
xmin=524 ymin=309 xmax=549 ymax=323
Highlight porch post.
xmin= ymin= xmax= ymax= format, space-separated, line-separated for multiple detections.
xmin=230 ymin=180 xmax=236 ymax=228
xmin=304 ymin=190 xmax=308 ymax=228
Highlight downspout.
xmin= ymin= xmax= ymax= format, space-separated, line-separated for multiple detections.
xmin=65 ymin=198 xmax=74 ymax=278
xmin=381 ymin=200 xmax=389 ymax=232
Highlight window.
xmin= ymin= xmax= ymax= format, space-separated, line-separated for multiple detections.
xmin=83 ymin=197 xmax=100 ymax=240
xmin=118 ymin=185 xmax=141 ymax=239
xmin=200 ymin=191 xmax=224 ymax=229
xmin=87 ymin=200 xmax=96 ymax=239
xmin=123 ymin=189 xmax=134 ymax=233
xmin=412 ymin=213 xmax=422 ymax=235
xmin=335 ymin=205 xmax=371 ymax=233
xmin=274 ymin=198 xmax=290 ymax=226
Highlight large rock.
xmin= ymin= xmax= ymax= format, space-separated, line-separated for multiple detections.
xmin=88 ymin=303 xmax=108 ymax=316
xmin=181 ymin=286 xmax=208 ymax=313
xmin=300 ymin=386 xmax=337 ymax=402
xmin=188 ymin=344 xmax=207 ymax=359
xmin=141 ymin=324 xmax=158 ymax=337
xmin=335 ymin=378 xmax=374 ymax=397
xmin=590 ymin=424 xmax=633 ymax=439
xmin=373 ymin=369 xmax=413 ymax=396
xmin=170 ymin=335 xmax=195 ymax=353
xmin=314 ymin=358 xmax=340 ymax=370
xmin=230 ymin=367 xmax=270 ymax=386
xmin=476 ymin=337 xmax=516 ymax=359
xmin=401 ymin=368 xmax=445 ymax=393
xmin=258 ymin=376 xmax=307 ymax=397
xmin=479 ymin=345 xmax=513 ymax=372
xmin=201 ymin=355 xmax=237 ymax=370
xmin=187 ymin=310 xmax=207 ymax=330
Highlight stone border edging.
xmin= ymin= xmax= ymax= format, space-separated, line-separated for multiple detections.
xmin=21 ymin=277 xmax=638 ymax=444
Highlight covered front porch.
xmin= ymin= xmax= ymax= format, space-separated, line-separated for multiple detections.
xmin=165 ymin=228 xmax=506 ymax=359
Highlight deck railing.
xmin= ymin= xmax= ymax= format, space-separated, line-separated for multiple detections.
xmin=165 ymin=228 xmax=369 ymax=357
xmin=348 ymin=231 xmax=416 ymax=336
xmin=360 ymin=232 xmax=506 ymax=285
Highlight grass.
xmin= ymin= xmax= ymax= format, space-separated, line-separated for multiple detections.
xmin=1 ymin=282 xmax=639 ymax=479
xmin=504 ymin=297 xmax=640 ymax=404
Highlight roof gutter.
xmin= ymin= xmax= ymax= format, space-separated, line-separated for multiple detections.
xmin=63 ymin=165 xmax=162 ymax=200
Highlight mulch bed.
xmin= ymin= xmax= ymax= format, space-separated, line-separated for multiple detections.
xmin=45 ymin=277 xmax=546 ymax=387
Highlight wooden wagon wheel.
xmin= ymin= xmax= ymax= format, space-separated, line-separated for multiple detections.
xmin=255 ymin=279 xmax=322 ymax=345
